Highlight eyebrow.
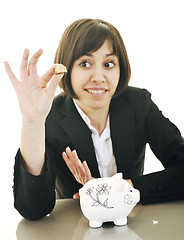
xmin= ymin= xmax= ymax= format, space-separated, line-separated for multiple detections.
xmin=84 ymin=53 xmax=116 ymax=57
xmin=106 ymin=53 xmax=116 ymax=57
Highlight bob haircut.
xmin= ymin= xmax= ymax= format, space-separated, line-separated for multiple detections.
xmin=54 ymin=18 xmax=131 ymax=98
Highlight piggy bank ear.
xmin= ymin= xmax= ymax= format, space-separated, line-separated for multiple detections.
xmin=112 ymin=172 xmax=123 ymax=180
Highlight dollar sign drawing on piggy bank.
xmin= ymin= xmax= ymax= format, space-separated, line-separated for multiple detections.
xmin=79 ymin=173 xmax=140 ymax=228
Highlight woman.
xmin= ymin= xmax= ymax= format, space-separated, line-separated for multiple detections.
xmin=5 ymin=18 xmax=184 ymax=220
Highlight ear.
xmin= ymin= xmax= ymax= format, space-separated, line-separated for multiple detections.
xmin=112 ymin=172 xmax=123 ymax=180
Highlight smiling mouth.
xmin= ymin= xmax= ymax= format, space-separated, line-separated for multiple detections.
xmin=85 ymin=89 xmax=107 ymax=94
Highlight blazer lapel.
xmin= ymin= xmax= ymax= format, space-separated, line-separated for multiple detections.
xmin=58 ymin=97 xmax=101 ymax=178
xmin=56 ymin=95 xmax=135 ymax=179
xmin=110 ymin=96 xmax=135 ymax=179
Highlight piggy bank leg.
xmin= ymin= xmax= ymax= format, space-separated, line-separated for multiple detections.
xmin=89 ymin=220 xmax=103 ymax=228
xmin=114 ymin=217 xmax=127 ymax=226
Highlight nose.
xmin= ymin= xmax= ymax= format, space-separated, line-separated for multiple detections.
xmin=91 ymin=65 xmax=105 ymax=83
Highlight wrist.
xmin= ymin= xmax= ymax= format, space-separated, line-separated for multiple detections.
xmin=22 ymin=116 xmax=46 ymax=126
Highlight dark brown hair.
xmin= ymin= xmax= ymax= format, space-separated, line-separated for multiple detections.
xmin=54 ymin=18 xmax=131 ymax=98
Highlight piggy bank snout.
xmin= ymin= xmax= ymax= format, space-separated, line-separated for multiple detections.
xmin=132 ymin=189 xmax=140 ymax=204
xmin=116 ymin=181 xmax=140 ymax=204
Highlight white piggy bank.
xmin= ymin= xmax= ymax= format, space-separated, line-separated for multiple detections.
xmin=79 ymin=173 xmax=140 ymax=228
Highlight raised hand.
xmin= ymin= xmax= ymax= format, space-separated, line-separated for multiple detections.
xmin=4 ymin=49 xmax=63 ymax=123
xmin=62 ymin=147 xmax=94 ymax=186
xmin=4 ymin=49 xmax=65 ymax=175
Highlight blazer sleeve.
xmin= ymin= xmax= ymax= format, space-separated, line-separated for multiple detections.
xmin=13 ymin=144 xmax=56 ymax=220
xmin=131 ymin=89 xmax=184 ymax=204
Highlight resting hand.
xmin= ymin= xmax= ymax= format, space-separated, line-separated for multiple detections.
xmin=4 ymin=49 xmax=63 ymax=123
xmin=62 ymin=147 xmax=94 ymax=186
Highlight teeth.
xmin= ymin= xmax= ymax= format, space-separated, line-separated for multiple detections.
xmin=87 ymin=89 xmax=105 ymax=94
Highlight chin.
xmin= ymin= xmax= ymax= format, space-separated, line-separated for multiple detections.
xmin=90 ymin=101 xmax=108 ymax=110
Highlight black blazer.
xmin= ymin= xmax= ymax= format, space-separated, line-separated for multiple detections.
xmin=13 ymin=87 xmax=184 ymax=220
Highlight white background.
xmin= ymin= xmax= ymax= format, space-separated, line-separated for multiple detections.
xmin=0 ymin=0 xmax=184 ymax=238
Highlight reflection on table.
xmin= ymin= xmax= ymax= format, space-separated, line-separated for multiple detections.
xmin=16 ymin=199 xmax=184 ymax=240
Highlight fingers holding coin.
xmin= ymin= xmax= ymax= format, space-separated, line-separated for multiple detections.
xmin=54 ymin=64 xmax=67 ymax=75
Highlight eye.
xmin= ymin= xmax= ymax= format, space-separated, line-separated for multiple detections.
xmin=105 ymin=61 xmax=115 ymax=68
xmin=80 ymin=60 xmax=91 ymax=68
xmin=130 ymin=189 xmax=133 ymax=192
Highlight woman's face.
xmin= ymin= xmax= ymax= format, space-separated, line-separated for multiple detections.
xmin=71 ymin=39 xmax=120 ymax=114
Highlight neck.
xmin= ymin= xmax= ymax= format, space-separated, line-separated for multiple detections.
xmin=88 ymin=110 xmax=109 ymax=136
xmin=75 ymin=100 xmax=110 ymax=136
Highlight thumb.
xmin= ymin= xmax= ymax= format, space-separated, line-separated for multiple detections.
xmin=47 ymin=73 xmax=63 ymax=99
xmin=4 ymin=61 xmax=19 ymax=89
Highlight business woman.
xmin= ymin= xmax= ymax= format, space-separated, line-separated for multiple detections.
xmin=5 ymin=18 xmax=184 ymax=220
